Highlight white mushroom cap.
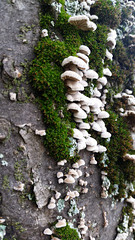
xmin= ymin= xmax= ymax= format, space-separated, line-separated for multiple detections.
xmin=55 ymin=219 xmax=66 ymax=228
xmin=73 ymin=108 xmax=87 ymax=119
xmin=79 ymin=45 xmax=91 ymax=56
xmin=62 ymin=56 xmax=88 ymax=70
xmin=80 ymin=129 xmax=89 ymax=138
xmin=90 ymin=156 xmax=97 ymax=164
xmin=81 ymin=105 xmax=90 ymax=113
xmin=43 ymin=228 xmax=52 ymax=235
xmin=73 ymin=128 xmax=84 ymax=139
xmin=67 ymin=103 xmax=80 ymax=112
xmin=77 ymin=169 xmax=83 ymax=177
xmin=77 ymin=52 xmax=89 ymax=63
xmin=79 ymin=122 xmax=90 ymax=130
xmin=57 ymin=172 xmax=64 ymax=178
xmin=80 ymin=80 xmax=88 ymax=87
xmin=41 ymin=29 xmax=48 ymax=38
xmin=58 ymin=178 xmax=64 ymax=184
xmin=91 ymin=122 xmax=102 ymax=132
xmin=84 ymin=69 xmax=99 ymax=79
xmin=86 ymin=137 xmax=97 ymax=146
xmin=78 ymin=138 xmax=86 ymax=151
xmin=68 ymin=169 xmax=79 ymax=177
xmin=103 ymin=68 xmax=112 ymax=77
xmin=98 ymin=111 xmax=110 ymax=119
xmin=57 ymin=159 xmax=67 ymax=166
xmin=101 ymin=132 xmax=111 ymax=138
xmin=89 ymin=14 xmax=98 ymax=20
xmin=126 ymin=196 xmax=135 ymax=209
xmin=82 ymin=187 xmax=88 ymax=193
xmin=107 ymin=37 xmax=116 ymax=49
xmin=72 ymin=162 xmax=79 ymax=168
xmin=64 ymin=175 xmax=75 ymax=184
xmin=125 ymin=89 xmax=132 ymax=95
xmin=93 ymin=87 xmax=101 ymax=97
xmin=68 ymin=64 xmax=83 ymax=77
xmin=74 ymin=118 xmax=83 ymax=123
xmin=105 ymin=49 xmax=113 ymax=61
xmin=97 ymin=83 xmax=103 ymax=90
xmin=68 ymin=15 xmax=96 ymax=31
xmin=98 ymin=77 xmax=107 ymax=86
xmin=97 ymin=145 xmax=107 ymax=153
xmin=87 ymin=145 xmax=98 ymax=152
xmin=114 ymin=93 xmax=122 ymax=99
xmin=77 ymin=159 xmax=85 ymax=166
xmin=48 ymin=202 xmax=56 ymax=209
xmin=66 ymin=80 xmax=84 ymax=91
xmin=55 ymin=191 xmax=61 ymax=199
xmin=61 ymin=70 xmax=82 ymax=81
xmin=80 ymin=1 xmax=90 ymax=11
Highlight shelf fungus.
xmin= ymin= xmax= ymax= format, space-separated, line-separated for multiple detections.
xmin=55 ymin=219 xmax=66 ymax=228
xmin=68 ymin=15 xmax=97 ymax=31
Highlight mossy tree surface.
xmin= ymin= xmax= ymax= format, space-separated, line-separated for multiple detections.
xmin=54 ymin=224 xmax=81 ymax=240
xmin=30 ymin=1 xmax=109 ymax=161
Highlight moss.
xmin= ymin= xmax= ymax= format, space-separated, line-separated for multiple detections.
xmin=2 ymin=176 xmax=10 ymax=190
xmin=30 ymin=2 xmax=110 ymax=162
xmin=96 ymin=111 xmax=134 ymax=199
xmin=91 ymin=0 xmax=121 ymax=28
xmin=54 ymin=224 xmax=81 ymax=240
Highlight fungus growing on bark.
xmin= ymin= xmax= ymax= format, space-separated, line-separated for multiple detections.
xmin=61 ymin=70 xmax=82 ymax=82
xmin=57 ymin=160 xmax=67 ymax=166
xmin=98 ymin=111 xmax=110 ymax=119
xmin=76 ymin=53 xmax=89 ymax=64
xmin=98 ymin=77 xmax=107 ymax=86
xmin=57 ymin=172 xmax=64 ymax=179
xmin=91 ymin=122 xmax=102 ymax=132
xmin=55 ymin=219 xmax=67 ymax=228
xmin=105 ymin=49 xmax=113 ymax=61
xmin=68 ymin=15 xmax=97 ymax=31
xmin=79 ymin=45 xmax=91 ymax=55
xmin=62 ymin=56 xmax=88 ymax=70
xmin=66 ymin=80 xmax=84 ymax=91
xmin=43 ymin=228 xmax=53 ymax=235
xmin=90 ymin=155 xmax=97 ymax=164
xmin=79 ymin=122 xmax=90 ymax=130
xmin=64 ymin=175 xmax=75 ymax=184
xmin=73 ymin=108 xmax=87 ymax=119
xmin=86 ymin=137 xmax=97 ymax=146
xmin=84 ymin=69 xmax=99 ymax=79
xmin=41 ymin=29 xmax=48 ymax=37
xmin=48 ymin=197 xmax=56 ymax=209
xmin=103 ymin=68 xmax=112 ymax=76
xmin=101 ymin=132 xmax=111 ymax=138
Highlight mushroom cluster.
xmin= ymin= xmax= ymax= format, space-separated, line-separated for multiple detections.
xmin=61 ymin=45 xmax=111 ymax=161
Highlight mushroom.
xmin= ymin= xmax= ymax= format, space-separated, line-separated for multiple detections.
xmin=101 ymin=132 xmax=111 ymax=138
xmin=126 ymin=196 xmax=135 ymax=209
xmin=68 ymin=15 xmax=97 ymax=31
xmin=62 ymin=56 xmax=88 ymax=70
xmin=91 ymin=122 xmax=102 ymax=132
xmin=55 ymin=219 xmax=66 ymax=228
xmin=103 ymin=68 xmax=112 ymax=77
xmin=79 ymin=122 xmax=90 ymax=130
xmin=57 ymin=159 xmax=67 ymax=166
xmin=76 ymin=52 xmax=89 ymax=64
xmin=76 ymin=169 xmax=83 ymax=177
xmin=43 ymin=228 xmax=52 ymax=235
xmin=98 ymin=111 xmax=110 ymax=119
xmin=82 ymin=188 xmax=88 ymax=193
xmin=105 ymin=49 xmax=113 ymax=61
xmin=73 ymin=108 xmax=87 ymax=119
xmin=90 ymin=155 xmax=97 ymax=164
xmin=97 ymin=145 xmax=107 ymax=153
xmin=68 ymin=169 xmax=79 ymax=178
xmin=57 ymin=172 xmax=64 ymax=178
xmin=9 ymin=92 xmax=17 ymax=101
xmin=72 ymin=162 xmax=79 ymax=168
xmin=68 ymin=64 xmax=83 ymax=76
xmin=35 ymin=129 xmax=46 ymax=136
xmin=98 ymin=77 xmax=107 ymax=86
xmin=73 ymin=128 xmax=84 ymax=139
xmin=78 ymin=138 xmax=87 ymax=151
xmin=67 ymin=103 xmax=80 ymax=112
xmin=41 ymin=29 xmax=48 ymax=37
xmin=89 ymin=15 xmax=98 ymax=20
xmin=55 ymin=191 xmax=61 ymax=199
xmin=77 ymin=159 xmax=85 ymax=167
xmin=123 ymin=154 xmax=135 ymax=163
xmin=66 ymin=80 xmax=84 ymax=91
xmin=58 ymin=178 xmax=64 ymax=184
xmin=93 ymin=87 xmax=101 ymax=97
xmin=80 ymin=129 xmax=89 ymax=138
xmin=64 ymin=175 xmax=75 ymax=184
xmin=48 ymin=197 xmax=56 ymax=209
xmin=86 ymin=137 xmax=97 ymax=146
xmin=87 ymin=145 xmax=98 ymax=152
xmin=84 ymin=69 xmax=99 ymax=79
xmin=61 ymin=70 xmax=82 ymax=82
xmin=79 ymin=45 xmax=91 ymax=56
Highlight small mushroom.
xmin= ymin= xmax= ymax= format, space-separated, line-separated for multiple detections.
xmin=55 ymin=219 xmax=66 ymax=228
xmin=43 ymin=228 xmax=52 ymax=235
xmin=64 ymin=175 xmax=75 ymax=184
xmin=57 ymin=172 xmax=64 ymax=179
